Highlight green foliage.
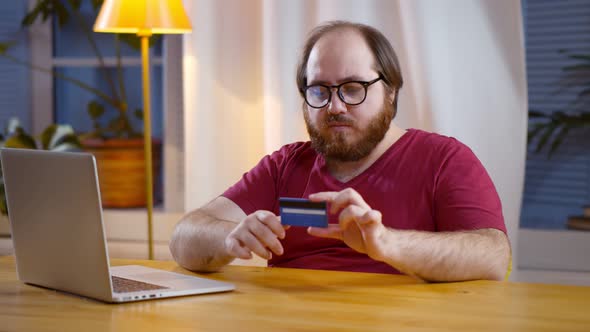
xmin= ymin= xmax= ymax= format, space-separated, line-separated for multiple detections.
xmin=134 ymin=108 xmax=143 ymax=120
xmin=0 ymin=41 xmax=17 ymax=55
xmin=22 ymin=0 xmax=82 ymax=27
xmin=0 ymin=0 xmax=154 ymax=140
xmin=528 ymin=51 xmax=590 ymax=157
xmin=0 ymin=118 xmax=82 ymax=216
xmin=87 ymin=100 xmax=105 ymax=120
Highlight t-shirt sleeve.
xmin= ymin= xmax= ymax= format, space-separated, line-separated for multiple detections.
xmin=433 ymin=141 xmax=507 ymax=234
xmin=222 ymin=145 xmax=292 ymax=216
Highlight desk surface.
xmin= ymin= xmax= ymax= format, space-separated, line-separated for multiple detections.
xmin=1 ymin=256 xmax=589 ymax=331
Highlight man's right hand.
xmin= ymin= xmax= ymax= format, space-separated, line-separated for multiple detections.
xmin=224 ymin=211 xmax=289 ymax=260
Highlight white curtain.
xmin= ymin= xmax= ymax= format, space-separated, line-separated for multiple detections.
xmin=182 ymin=0 xmax=527 ymax=273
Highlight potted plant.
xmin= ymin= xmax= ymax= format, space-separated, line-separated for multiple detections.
xmin=0 ymin=0 xmax=161 ymax=208
xmin=0 ymin=118 xmax=82 ymax=217
xmin=528 ymin=52 xmax=590 ymax=155
xmin=527 ymin=51 xmax=590 ymax=229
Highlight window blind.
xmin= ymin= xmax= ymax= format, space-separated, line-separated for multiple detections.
xmin=0 ymin=0 xmax=30 ymax=132
xmin=521 ymin=0 xmax=590 ymax=229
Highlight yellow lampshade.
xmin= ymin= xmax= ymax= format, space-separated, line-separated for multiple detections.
xmin=93 ymin=0 xmax=192 ymax=34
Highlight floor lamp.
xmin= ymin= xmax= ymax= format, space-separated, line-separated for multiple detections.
xmin=93 ymin=0 xmax=192 ymax=259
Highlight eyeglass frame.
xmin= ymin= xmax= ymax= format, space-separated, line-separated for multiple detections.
xmin=301 ymin=76 xmax=383 ymax=109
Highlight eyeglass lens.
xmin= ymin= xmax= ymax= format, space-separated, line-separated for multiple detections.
xmin=305 ymin=82 xmax=367 ymax=108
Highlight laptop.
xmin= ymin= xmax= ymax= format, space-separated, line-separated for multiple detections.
xmin=0 ymin=148 xmax=235 ymax=303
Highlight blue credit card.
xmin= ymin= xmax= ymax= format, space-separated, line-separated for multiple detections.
xmin=279 ymin=197 xmax=328 ymax=228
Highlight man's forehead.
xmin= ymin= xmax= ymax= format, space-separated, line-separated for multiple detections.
xmin=306 ymin=29 xmax=376 ymax=83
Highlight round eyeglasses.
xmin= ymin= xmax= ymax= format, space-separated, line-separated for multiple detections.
xmin=302 ymin=76 xmax=383 ymax=109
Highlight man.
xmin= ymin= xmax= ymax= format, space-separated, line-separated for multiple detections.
xmin=170 ymin=21 xmax=510 ymax=282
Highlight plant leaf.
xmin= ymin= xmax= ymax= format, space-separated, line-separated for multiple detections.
xmin=0 ymin=41 xmax=17 ymax=55
xmin=20 ymin=0 xmax=45 ymax=26
xmin=40 ymin=124 xmax=58 ymax=150
xmin=50 ymin=142 xmax=80 ymax=152
xmin=527 ymin=123 xmax=546 ymax=145
xmin=568 ymin=54 xmax=590 ymax=62
xmin=529 ymin=110 xmax=549 ymax=118
xmin=106 ymin=116 xmax=126 ymax=137
xmin=54 ymin=1 xmax=71 ymax=27
xmin=134 ymin=108 xmax=143 ymax=120
xmin=67 ymin=0 xmax=82 ymax=11
xmin=4 ymin=130 xmax=36 ymax=149
xmin=48 ymin=125 xmax=75 ymax=150
xmin=562 ymin=64 xmax=590 ymax=72
xmin=548 ymin=124 xmax=571 ymax=158
xmin=7 ymin=118 xmax=21 ymax=136
xmin=91 ymin=0 xmax=104 ymax=11
xmin=51 ymin=133 xmax=82 ymax=151
xmin=87 ymin=100 xmax=105 ymax=119
xmin=534 ymin=122 xmax=559 ymax=153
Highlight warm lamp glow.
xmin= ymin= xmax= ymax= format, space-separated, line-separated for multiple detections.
xmin=94 ymin=0 xmax=192 ymax=35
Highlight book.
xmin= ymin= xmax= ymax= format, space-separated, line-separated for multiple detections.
xmin=584 ymin=205 xmax=590 ymax=218
xmin=567 ymin=216 xmax=590 ymax=231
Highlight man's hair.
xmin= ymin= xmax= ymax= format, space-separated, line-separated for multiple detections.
xmin=296 ymin=21 xmax=404 ymax=116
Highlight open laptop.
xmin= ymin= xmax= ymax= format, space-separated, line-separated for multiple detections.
xmin=1 ymin=148 xmax=235 ymax=303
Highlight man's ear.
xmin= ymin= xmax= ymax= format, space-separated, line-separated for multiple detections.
xmin=388 ymin=90 xmax=396 ymax=105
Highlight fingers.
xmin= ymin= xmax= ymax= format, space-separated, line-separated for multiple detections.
xmin=307 ymin=224 xmax=342 ymax=240
xmin=309 ymin=188 xmax=370 ymax=214
xmin=239 ymin=231 xmax=273 ymax=260
xmin=360 ymin=209 xmax=382 ymax=226
xmin=308 ymin=191 xmax=338 ymax=202
xmin=224 ymin=237 xmax=252 ymax=260
xmin=257 ymin=212 xmax=287 ymax=239
xmin=253 ymin=212 xmax=286 ymax=257
xmin=225 ymin=211 xmax=286 ymax=260
xmin=339 ymin=205 xmax=382 ymax=229
xmin=308 ymin=207 xmax=382 ymax=240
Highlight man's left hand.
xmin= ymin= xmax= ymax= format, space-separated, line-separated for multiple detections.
xmin=307 ymin=188 xmax=388 ymax=261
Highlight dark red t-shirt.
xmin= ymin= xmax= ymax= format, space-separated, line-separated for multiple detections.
xmin=223 ymin=129 xmax=506 ymax=274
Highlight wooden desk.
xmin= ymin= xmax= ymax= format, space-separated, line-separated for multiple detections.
xmin=1 ymin=256 xmax=589 ymax=331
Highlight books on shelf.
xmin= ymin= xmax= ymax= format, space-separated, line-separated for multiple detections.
xmin=567 ymin=215 xmax=590 ymax=231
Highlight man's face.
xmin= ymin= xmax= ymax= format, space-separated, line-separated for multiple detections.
xmin=303 ymin=29 xmax=394 ymax=162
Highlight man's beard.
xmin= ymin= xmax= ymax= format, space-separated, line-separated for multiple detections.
xmin=304 ymin=99 xmax=394 ymax=162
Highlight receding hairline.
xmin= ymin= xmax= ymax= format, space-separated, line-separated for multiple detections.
xmin=305 ymin=26 xmax=379 ymax=80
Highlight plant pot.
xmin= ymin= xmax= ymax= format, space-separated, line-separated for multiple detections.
xmin=82 ymin=138 xmax=161 ymax=208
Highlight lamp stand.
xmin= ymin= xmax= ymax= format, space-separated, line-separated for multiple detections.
xmin=139 ymin=32 xmax=154 ymax=260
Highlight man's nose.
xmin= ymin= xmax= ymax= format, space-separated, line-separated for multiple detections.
xmin=326 ymin=90 xmax=347 ymax=114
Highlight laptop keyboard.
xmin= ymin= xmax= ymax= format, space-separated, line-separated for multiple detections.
xmin=112 ymin=276 xmax=169 ymax=293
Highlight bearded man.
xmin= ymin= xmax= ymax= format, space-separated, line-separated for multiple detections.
xmin=170 ymin=21 xmax=510 ymax=282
